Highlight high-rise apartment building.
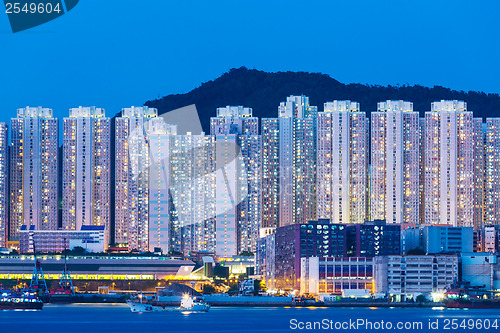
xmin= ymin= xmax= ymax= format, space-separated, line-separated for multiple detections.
xmin=62 ymin=107 xmax=111 ymax=244
xmin=262 ymin=95 xmax=316 ymax=229
xmin=170 ymin=133 xmax=216 ymax=255
xmin=115 ymin=106 xmax=157 ymax=251
xmin=0 ymin=123 xmax=7 ymax=247
xmin=473 ymin=118 xmax=485 ymax=230
xmin=261 ymin=118 xmax=279 ymax=229
xmin=211 ymin=106 xmax=261 ymax=257
xmin=418 ymin=117 xmax=426 ymax=225
xmin=370 ymin=101 xmax=420 ymax=225
xmin=485 ymin=118 xmax=500 ymax=226
xmin=147 ymin=117 xmax=177 ymax=253
xmin=10 ymin=107 xmax=58 ymax=240
xmin=424 ymin=100 xmax=474 ymax=227
xmin=317 ymin=100 xmax=368 ymax=224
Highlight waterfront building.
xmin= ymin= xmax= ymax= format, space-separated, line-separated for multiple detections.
xmin=461 ymin=253 xmax=499 ymax=290
xmin=217 ymin=256 xmax=255 ymax=275
xmin=0 ymin=123 xmax=7 ymax=247
xmin=255 ymin=231 xmax=276 ymax=289
xmin=424 ymin=100 xmax=474 ymax=227
xmin=211 ymin=106 xmax=261 ymax=257
xmin=345 ymin=220 xmax=401 ymax=257
xmin=115 ymin=106 xmax=157 ymax=251
xmin=300 ymin=257 xmax=374 ymax=296
xmin=274 ymin=219 xmax=399 ymax=290
xmin=374 ymin=255 xmax=458 ymax=300
xmin=10 ymin=107 xmax=59 ymax=240
xmin=19 ymin=225 xmax=106 ymax=253
xmin=62 ymin=107 xmax=111 ymax=244
xmin=274 ymin=220 xmax=348 ymax=290
xmin=317 ymin=101 xmax=368 ymax=224
xmin=370 ymin=100 xmax=420 ymax=225
xmin=485 ymin=118 xmax=500 ymax=226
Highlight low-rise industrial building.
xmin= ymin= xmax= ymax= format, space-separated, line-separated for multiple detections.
xmin=401 ymin=225 xmax=473 ymax=254
xmin=300 ymin=257 xmax=374 ymax=296
xmin=461 ymin=253 xmax=499 ymax=290
xmin=374 ymin=255 xmax=458 ymax=301
xmin=19 ymin=225 xmax=106 ymax=253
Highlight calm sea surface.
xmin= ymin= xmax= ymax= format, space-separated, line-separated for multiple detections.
xmin=1 ymin=304 xmax=499 ymax=333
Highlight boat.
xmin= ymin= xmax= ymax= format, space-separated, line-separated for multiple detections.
xmin=444 ymin=296 xmax=500 ymax=309
xmin=127 ymin=294 xmax=210 ymax=313
xmin=0 ymin=290 xmax=43 ymax=310
xmin=444 ymin=288 xmax=500 ymax=309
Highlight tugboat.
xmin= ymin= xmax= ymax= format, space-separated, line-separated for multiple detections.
xmin=0 ymin=289 xmax=43 ymax=310
xmin=127 ymin=293 xmax=210 ymax=313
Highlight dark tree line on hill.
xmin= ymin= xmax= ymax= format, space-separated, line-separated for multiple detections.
xmin=145 ymin=67 xmax=500 ymax=134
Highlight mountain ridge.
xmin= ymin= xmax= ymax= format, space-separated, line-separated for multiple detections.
xmin=145 ymin=67 xmax=500 ymax=133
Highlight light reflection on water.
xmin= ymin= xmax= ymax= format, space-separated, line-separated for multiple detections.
xmin=0 ymin=303 xmax=497 ymax=333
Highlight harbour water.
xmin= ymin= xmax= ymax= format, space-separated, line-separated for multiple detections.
xmin=1 ymin=303 xmax=499 ymax=333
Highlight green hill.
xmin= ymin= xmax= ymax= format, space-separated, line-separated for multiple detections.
xmin=145 ymin=67 xmax=500 ymax=133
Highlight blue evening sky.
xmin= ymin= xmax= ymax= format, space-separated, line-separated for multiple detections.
xmin=0 ymin=0 xmax=499 ymax=124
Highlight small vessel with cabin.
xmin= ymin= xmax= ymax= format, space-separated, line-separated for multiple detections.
xmin=127 ymin=293 xmax=210 ymax=313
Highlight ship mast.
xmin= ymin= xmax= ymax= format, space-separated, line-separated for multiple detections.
xmin=59 ymin=240 xmax=75 ymax=295
xmin=29 ymin=242 xmax=48 ymax=294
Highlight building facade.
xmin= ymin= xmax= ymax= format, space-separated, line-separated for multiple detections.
xmin=473 ymin=118 xmax=485 ymax=230
xmin=300 ymin=257 xmax=374 ymax=295
xmin=62 ymin=107 xmax=111 ymax=244
xmin=374 ymin=255 xmax=458 ymax=299
xmin=211 ymin=106 xmax=261 ymax=257
xmin=424 ymin=100 xmax=474 ymax=227
xmin=0 ymin=123 xmax=7 ymax=247
xmin=10 ymin=107 xmax=59 ymax=240
xmin=424 ymin=226 xmax=473 ymax=254
xmin=461 ymin=253 xmax=498 ymax=290
xmin=370 ymin=100 xmax=420 ymax=225
xmin=19 ymin=225 xmax=106 ymax=253
xmin=147 ymin=118 xmax=177 ymax=253
xmin=483 ymin=226 xmax=500 ymax=253
xmin=317 ymin=101 xmax=368 ymax=224
xmin=345 ymin=220 xmax=401 ymax=257
xmin=485 ymin=118 xmax=500 ymax=226
xmin=402 ymin=225 xmax=473 ymax=254
xmin=261 ymin=118 xmax=280 ymax=229
xmin=274 ymin=220 xmax=349 ymax=290
xmin=278 ymin=96 xmax=317 ymax=226
xmin=170 ymin=133 xmax=216 ymax=255
xmin=115 ymin=106 xmax=157 ymax=251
